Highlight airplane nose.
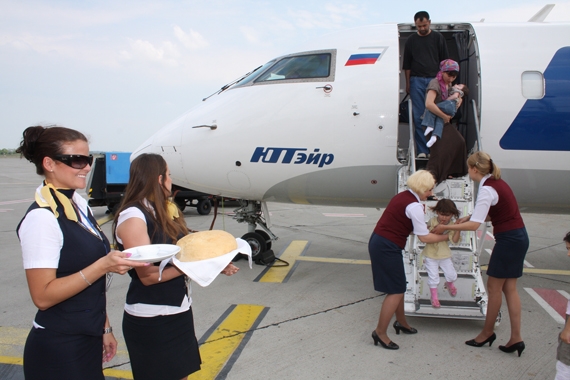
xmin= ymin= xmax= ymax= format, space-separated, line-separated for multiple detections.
xmin=131 ymin=142 xmax=153 ymax=159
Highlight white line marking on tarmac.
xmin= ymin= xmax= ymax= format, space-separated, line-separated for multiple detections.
xmin=524 ymin=287 xmax=565 ymax=324
xmin=0 ymin=209 xmax=12 ymax=213
xmin=0 ymin=199 xmax=34 ymax=205
xmin=559 ymin=290 xmax=570 ymax=300
xmin=486 ymin=231 xmax=494 ymax=239
xmin=322 ymin=213 xmax=366 ymax=217
xmin=485 ymin=249 xmax=492 ymax=255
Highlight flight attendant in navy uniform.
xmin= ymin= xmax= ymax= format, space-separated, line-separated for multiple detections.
xmin=113 ymin=153 xmax=239 ymax=380
xmin=369 ymin=170 xmax=450 ymax=350
xmin=16 ymin=125 xmax=146 ymax=380
xmin=432 ymin=151 xmax=529 ymax=357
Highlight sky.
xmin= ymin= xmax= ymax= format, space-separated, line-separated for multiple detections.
xmin=1 ymin=0 xmax=569 ymax=152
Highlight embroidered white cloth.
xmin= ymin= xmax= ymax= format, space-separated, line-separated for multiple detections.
xmin=158 ymin=238 xmax=251 ymax=287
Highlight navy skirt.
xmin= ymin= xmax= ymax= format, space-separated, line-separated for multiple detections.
xmin=123 ymin=307 xmax=201 ymax=380
xmin=23 ymin=327 xmax=104 ymax=380
xmin=368 ymin=233 xmax=406 ymax=294
xmin=487 ymin=227 xmax=529 ymax=278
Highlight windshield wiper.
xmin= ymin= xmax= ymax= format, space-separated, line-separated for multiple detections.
xmin=202 ymin=65 xmax=263 ymax=101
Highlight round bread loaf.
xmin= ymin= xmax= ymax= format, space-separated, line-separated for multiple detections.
xmin=176 ymin=230 xmax=237 ymax=262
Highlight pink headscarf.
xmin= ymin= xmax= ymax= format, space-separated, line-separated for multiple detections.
xmin=435 ymin=59 xmax=459 ymax=99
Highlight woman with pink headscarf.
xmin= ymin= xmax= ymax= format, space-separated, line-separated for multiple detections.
xmin=424 ymin=59 xmax=468 ymax=183
xmin=424 ymin=59 xmax=462 ymax=127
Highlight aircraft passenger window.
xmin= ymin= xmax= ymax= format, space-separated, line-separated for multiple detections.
xmin=255 ymin=53 xmax=331 ymax=82
xmin=521 ymin=71 xmax=545 ymax=99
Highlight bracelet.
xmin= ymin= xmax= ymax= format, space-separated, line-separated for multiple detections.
xmin=103 ymin=326 xmax=113 ymax=334
xmin=79 ymin=270 xmax=92 ymax=286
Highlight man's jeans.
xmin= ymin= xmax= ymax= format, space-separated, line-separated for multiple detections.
xmin=409 ymin=76 xmax=433 ymax=156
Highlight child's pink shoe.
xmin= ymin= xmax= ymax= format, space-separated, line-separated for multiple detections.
xmin=430 ymin=288 xmax=440 ymax=308
xmin=446 ymin=281 xmax=457 ymax=297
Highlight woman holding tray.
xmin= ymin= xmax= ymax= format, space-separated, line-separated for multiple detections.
xmin=113 ymin=153 xmax=238 ymax=380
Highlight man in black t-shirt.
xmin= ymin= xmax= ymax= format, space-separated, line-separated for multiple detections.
xmin=402 ymin=11 xmax=449 ymax=158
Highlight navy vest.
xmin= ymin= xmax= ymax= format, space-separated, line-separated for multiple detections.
xmin=17 ymin=189 xmax=110 ymax=336
xmin=117 ymin=204 xmax=187 ymax=307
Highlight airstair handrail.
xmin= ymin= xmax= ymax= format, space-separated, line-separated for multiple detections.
xmin=408 ymin=97 xmax=416 ymax=173
xmin=471 ymin=99 xmax=483 ymax=152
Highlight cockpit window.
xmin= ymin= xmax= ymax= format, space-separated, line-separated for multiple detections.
xmin=233 ymin=50 xmax=336 ymax=88
xmin=256 ymin=53 xmax=331 ymax=82
xmin=235 ymin=60 xmax=276 ymax=87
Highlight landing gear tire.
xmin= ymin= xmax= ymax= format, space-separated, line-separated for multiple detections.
xmin=255 ymin=229 xmax=272 ymax=250
xmin=242 ymin=232 xmax=267 ymax=259
xmin=196 ymin=199 xmax=212 ymax=215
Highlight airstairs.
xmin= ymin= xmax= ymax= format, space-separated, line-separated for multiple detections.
xmin=398 ymin=167 xmax=489 ymax=320
xmin=396 ymin=97 xmax=490 ymax=321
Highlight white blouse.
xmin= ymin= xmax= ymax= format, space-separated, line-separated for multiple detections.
xmin=405 ymin=190 xmax=430 ymax=236
xmin=471 ymin=174 xmax=499 ymax=224
xmin=117 ymin=202 xmax=191 ymax=317
xmin=19 ymin=185 xmax=94 ymax=269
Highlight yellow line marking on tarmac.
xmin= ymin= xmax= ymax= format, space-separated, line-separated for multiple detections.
xmin=296 ymin=256 xmax=371 ymax=265
xmin=97 ymin=214 xmax=114 ymax=226
xmin=103 ymin=368 xmax=133 ymax=379
xmin=0 ymin=356 xmax=22 ymax=365
xmin=0 ymin=305 xmax=267 ymax=380
xmin=480 ymin=265 xmax=570 ymax=276
xmin=258 ymin=240 xmax=308 ymax=283
xmin=523 ymin=268 xmax=570 ymax=275
xmin=190 ymin=304 xmax=266 ymax=379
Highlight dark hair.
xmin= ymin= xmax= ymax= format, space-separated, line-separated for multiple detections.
xmin=564 ymin=231 xmax=570 ymax=244
xmin=113 ymin=153 xmax=188 ymax=244
xmin=461 ymin=85 xmax=470 ymax=98
xmin=16 ymin=125 xmax=88 ymax=175
xmin=429 ymin=199 xmax=460 ymax=218
xmin=414 ymin=11 xmax=430 ymax=21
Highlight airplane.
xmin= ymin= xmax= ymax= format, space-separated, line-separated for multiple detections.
xmin=131 ymin=6 xmax=570 ymax=318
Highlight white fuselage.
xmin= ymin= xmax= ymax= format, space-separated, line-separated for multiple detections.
xmin=133 ymin=22 xmax=570 ymax=213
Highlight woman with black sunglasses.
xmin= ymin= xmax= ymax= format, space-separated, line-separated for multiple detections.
xmin=16 ymin=125 xmax=148 ymax=380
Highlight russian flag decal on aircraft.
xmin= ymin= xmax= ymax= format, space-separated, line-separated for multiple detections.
xmin=345 ymin=53 xmax=381 ymax=66
xmin=500 ymin=47 xmax=570 ymax=151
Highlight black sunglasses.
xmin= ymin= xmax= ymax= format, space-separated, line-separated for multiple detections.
xmin=54 ymin=154 xmax=94 ymax=169
xmin=445 ymin=71 xmax=459 ymax=77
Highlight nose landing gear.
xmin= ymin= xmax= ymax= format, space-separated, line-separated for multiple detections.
xmin=233 ymin=200 xmax=277 ymax=261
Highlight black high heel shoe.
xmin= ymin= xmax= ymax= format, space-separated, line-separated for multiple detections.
xmin=499 ymin=341 xmax=525 ymax=357
xmin=372 ymin=330 xmax=399 ymax=350
xmin=465 ymin=333 xmax=496 ymax=347
xmin=393 ymin=321 xmax=418 ymax=335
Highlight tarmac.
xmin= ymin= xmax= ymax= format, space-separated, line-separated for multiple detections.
xmin=1 ymin=155 xmax=570 ymax=380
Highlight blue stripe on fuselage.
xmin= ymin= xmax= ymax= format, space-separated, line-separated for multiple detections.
xmin=500 ymin=46 xmax=570 ymax=151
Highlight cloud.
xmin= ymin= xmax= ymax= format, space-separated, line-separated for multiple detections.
xmin=240 ymin=26 xmax=261 ymax=44
xmin=469 ymin=2 xmax=570 ymax=22
xmin=1 ymin=0 xmax=163 ymax=29
xmin=288 ymin=3 xmax=365 ymax=29
xmin=5 ymin=40 xmax=33 ymax=51
xmin=123 ymin=38 xmax=179 ymax=66
xmin=173 ymin=25 xmax=208 ymax=49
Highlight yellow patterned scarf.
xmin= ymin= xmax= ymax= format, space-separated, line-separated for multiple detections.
xmin=35 ymin=182 xmax=78 ymax=222
xmin=166 ymin=199 xmax=180 ymax=220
